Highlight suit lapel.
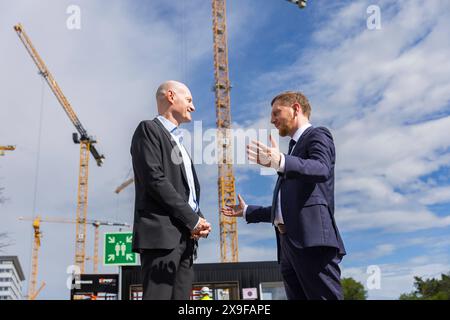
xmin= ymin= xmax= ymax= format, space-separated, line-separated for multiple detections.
xmin=191 ymin=162 xmax=200 ymax=201
xmin=291 ymin=126 xmax=314 ymax=155
xmin=153 ymin=118 xmax=189 ymax=185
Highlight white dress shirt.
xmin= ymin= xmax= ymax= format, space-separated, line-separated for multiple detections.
xmin=273 ymin=123 xmax=311 ymax=226
xmin=243 ymin=122 xmax=312 ymax=225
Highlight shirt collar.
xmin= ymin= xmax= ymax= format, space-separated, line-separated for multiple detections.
xmin=291 ymin=122 xmax=312 ymax=143
xmin=157 ymin=115 xmax=178 ymax=133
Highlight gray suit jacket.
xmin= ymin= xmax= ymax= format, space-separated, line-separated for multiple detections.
xmin=130 ymin=118 xmax=203 ymax=252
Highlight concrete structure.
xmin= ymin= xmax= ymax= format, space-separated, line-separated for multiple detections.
xmin=0 ymin=256 xmax=25 ymax=300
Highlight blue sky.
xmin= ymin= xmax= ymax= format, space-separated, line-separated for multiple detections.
xmin=1 ymin=0 xmax=450 ymax=300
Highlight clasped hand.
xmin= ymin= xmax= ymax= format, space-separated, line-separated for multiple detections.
xmin=191 ymin=217 xmax=212 ymax=240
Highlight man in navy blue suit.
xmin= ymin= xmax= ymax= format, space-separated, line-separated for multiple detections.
xmin=221 ymin=91 xmax=346 ymax=300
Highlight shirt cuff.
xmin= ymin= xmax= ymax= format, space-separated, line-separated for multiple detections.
xmin=243 ymin=204 xmax=248 ymax=220
xmin=277 ymin=153 xmax=286 ymax=173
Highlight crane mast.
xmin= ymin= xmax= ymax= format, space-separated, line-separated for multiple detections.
xmin=114 ymin=177 xmax=134 ymax=194
xmin=212 ymin=0 xmax=238 ymax=263
xmin=14 ymin=23 xmax=105 ymax=273
xmin=29 ymin=217 xmax=43 ymax=299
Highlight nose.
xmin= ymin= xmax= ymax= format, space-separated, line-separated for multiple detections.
xmin=271 ymin=115 xmax=276 ymax=124
xmin=190 ymin=104 xmax=195 ymax=112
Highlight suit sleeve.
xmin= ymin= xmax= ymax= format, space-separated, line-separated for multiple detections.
xmin=131 ymin=121 xmax=200 ymax=231
xmin=196 ymin=209 xmax=204 ymax=219
xmin=283 ymin=127 xmax=334 ymax=183
xmin=245 ymin=205 xmax=272 ymax=223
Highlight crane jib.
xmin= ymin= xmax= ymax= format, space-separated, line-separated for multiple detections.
xmin=14 ymin=23 xmax=105 ymax=167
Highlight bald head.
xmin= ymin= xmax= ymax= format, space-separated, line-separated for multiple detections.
xmin=156 ymin=81 xmax=188 ymax=111
xmin=155 ymin=80 xmax=195 ymax=126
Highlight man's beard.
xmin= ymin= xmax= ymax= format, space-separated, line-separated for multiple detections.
xmin=278 ymin=125 xmax=289 ymax=137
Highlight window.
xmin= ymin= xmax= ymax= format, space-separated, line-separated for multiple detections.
xmin=259 ymin=282 xmax=287 ymax=300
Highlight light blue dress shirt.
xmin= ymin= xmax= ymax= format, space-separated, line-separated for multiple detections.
xmin=157 ymin=116 xmax=199 ymax=214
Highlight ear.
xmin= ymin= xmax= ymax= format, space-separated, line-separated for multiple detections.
xmin=166 ymin=89 xmax=175 ymax=104
xmin=292 ymin=102 xmax=302 ymax=116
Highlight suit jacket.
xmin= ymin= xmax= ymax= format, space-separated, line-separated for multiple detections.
xmin=130 ymin=118 xmax=203 ymax=252
xmin=246 ymin=126 xmax=346 ymax=260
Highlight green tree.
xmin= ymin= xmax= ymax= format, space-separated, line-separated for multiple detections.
xmin=342 ymin=277 xmax=368 ymax=300
xmin=399 ymin=273 xmax=450 ymax=300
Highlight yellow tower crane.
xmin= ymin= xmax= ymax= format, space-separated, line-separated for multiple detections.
xmin=29 ymin=282 xmax=46 ymax=300
xmin=0 ymin=145 xmax=15 ymax=156
xmin=19 ymin=216 xmax=130 ymax=276
xmin=27 ymin=216 xmax=45 ymax=300
xmin=210 ymin=0 xmax=307 ymax=262
xmin=114 ymin=177 xmax=134 ymax=194
xmin=212 ymin=0 xmax=238 ymax=263
xmin=14 ymin=23 xmax=105 ymax=274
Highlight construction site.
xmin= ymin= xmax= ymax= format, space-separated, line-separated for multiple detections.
xmin=2 ymin=0 xmax=450 ymax=303
xmin=0 ymin=0 xmax=309 ymax=300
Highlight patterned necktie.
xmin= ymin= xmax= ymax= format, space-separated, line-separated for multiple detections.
xmin=288 ymin=139 xmax=296 ymax=154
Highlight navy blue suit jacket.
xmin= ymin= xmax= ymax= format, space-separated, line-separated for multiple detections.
xmin=246 ymin=126 xmax=346 ymax=261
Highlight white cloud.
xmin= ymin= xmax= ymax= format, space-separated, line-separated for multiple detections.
xmin=419 ymin=186 xmax=450 ymax=205
xmin=355 ymin=244 xmax=396 ymax=260
xmin=247 ymin=0 xmax=450 ymax=234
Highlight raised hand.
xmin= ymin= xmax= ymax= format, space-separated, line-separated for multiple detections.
xmin=220 ymin=194 xmax=246 ymax=218
xmin=247 ymin=135 xmax=281 ymax=169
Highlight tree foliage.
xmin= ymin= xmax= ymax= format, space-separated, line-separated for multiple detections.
xmin=399 ymin=273 xmax=450 ymax=300
xmin=342 ymin=277 xmax=368 ymax=300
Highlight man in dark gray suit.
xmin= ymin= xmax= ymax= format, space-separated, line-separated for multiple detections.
xmin=222 ymin=91 xmax=346 ymax=300
xmin=131 ymin=80 xmax=211 ymax=300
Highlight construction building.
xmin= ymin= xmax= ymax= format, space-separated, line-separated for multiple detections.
xmin=119 ymin=261 xmax=286 ymax=300
xmin=8 ymin=0 xmax=308 ymax=300
xmin=69 ymin=261 xmax=286 ymax=300
xmin=0 ymin=256 xmax=25 ymax=300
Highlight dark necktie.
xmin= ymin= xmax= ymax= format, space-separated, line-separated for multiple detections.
xmin=288 ymin=139 xmax=296 ymax=155
xmin=271 ymin=138 xmax=297 ymax=223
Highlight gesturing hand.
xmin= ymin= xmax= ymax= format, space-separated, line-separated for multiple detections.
xmin=220 ymin=194 xmax=246 ymax=218
xmin=247 ymin=135 xmax=281 ymax=169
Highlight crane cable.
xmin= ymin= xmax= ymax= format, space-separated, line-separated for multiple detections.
xmin=32 ymin=77 xmax=46 ymax=218
xmin=181 ymin=0 xmax=187 ymax=82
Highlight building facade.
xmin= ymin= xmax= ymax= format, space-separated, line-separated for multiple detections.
xmin=120 ymin=261 xmax=287 ymax=300
xmin=0 ymin=256 xmax=25 ymax=300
